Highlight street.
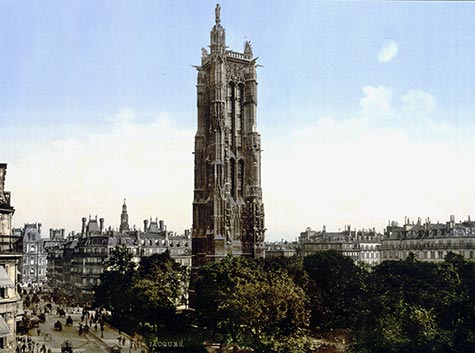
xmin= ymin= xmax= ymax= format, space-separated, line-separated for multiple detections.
xmin=19 ymin=306 xmax=129 ymax=353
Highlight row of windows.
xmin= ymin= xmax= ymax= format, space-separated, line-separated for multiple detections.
xmin=361 ymin=252 xmax=379 ymax=259
xmin=24 ymin=257 xmax=47 ymax=265
xmin=384 ymin=239 xmax=475 ymax=248
xmin=382 ymin=250 xmax=475 ymax=260
xmin=23 ymin=268 xmax=46 ymax=276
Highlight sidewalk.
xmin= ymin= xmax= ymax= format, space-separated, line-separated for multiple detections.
xmin=88 ymin=321 xmax=147 ymax=353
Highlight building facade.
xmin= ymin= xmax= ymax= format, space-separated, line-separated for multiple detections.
xmin=381 ymin=216 xmax=475 ymax=262
xmin=298 ymin=226 xmax=382 ymax=266
xmin=47 ymin=203 xmax=191 ymax=305
xmin=0 ymin=164 xmax=22 ymax=353
xmin=15 ymin=224 xmax=48 ymax=286
xmin=192 ymin=4 xmax=265 ymax=269
xmin=44 ymin=228 xmax=66 ymax=288
xmin=265 ymin=241 xmax=298 ymax=258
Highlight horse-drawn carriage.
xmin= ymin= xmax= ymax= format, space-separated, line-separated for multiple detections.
xmin=61 ymin=340 xmax=73 ymax=353
xmin=110 ymin=344 xmax=121 ymax=353
xmin=54 ymin=320 xmax=63 ymax=331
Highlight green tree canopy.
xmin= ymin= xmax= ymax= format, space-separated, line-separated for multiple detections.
xmin=352 ymin=254 xmax=475 ymax=353
xmin=94 ymin=245 xmax=138 ymax=331
xmin=303 ymin=250 xmax=366 ymax=330
xmin=132 ymin=251 xmax=184 ymax=329
xmin=195 ymin=256 xmax=310 ymax=353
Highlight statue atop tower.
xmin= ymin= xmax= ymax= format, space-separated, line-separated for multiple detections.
xmin=215 ymin=4 xmax=221 ymax=24
xmin=192 ymin=4 xmax=265 ymax=270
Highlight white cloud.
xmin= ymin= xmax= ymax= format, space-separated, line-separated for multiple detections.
xmin=10 ymin=109 xmax=194 ymax=235
xmin=401 ymin=89 xmax=437 ymax=116
xmin=263 ymin=115 xmax=475 ymax=239
xmin=359 ymin=85 xmax=395 ymax=120
xmin=6 ymin=90 xmax=461 ymax=242
xmin=262 ymin=85 xmax=471 ymax=240
xmin=378 ymin=40 xmax=399 ymax=63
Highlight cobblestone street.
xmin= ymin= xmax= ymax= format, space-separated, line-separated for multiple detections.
xmin=18 ymin=306 xmax=145 ymax=353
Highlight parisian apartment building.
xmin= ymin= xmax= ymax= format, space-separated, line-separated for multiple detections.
xmin=293 ymin=215 xmax=475 ymax=266
xmin=298 ymin=226 xmax=383 ymax=266
xmin=381 ymin=215 xmax=475 ymax=262
xmin=12 ymin=223 xmax=48 ymax=287
xmin=46 ymin=200 xmax=191 ymax=305
xmin=0 ymin=164 xmax=22 ymax=353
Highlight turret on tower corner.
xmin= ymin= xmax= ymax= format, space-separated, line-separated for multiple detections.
xmin=192 ymin=4 xmax=266 ymax=270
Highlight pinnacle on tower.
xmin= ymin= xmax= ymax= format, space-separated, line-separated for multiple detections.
xmin=210 ymin=3 xmax=226 ymax=53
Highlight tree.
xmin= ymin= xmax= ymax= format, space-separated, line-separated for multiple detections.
xmin=132 ymin=251 xmax=184 ymax=330
xmin=94 ymin=244 xmax=137 ymax=332
xmin=264 ymin=255 xmax=309 ymax=292
xmin=352 ymin=256 xmax=467 ymax=353
xmin=303 ymin=250 xmax=366 ymax=330
xmin=195 ymin=256 xmax=310 ymax=352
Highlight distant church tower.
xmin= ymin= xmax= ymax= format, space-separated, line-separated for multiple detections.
xmin=119 ymin=199 xmax=130 ymax=233
xmin=192 ymin=4 xmax=265 ymax=269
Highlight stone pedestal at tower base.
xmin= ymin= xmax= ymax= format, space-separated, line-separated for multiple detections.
xmin=230 ymin=240 xmax=243 ymax=256
xmin=254 ymin=243 xmax=266 ymax=259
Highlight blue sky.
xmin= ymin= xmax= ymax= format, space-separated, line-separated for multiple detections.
xmin=2 ymin=1 xmax=475 ymax=240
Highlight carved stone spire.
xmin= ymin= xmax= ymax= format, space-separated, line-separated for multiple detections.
xmin=210 ymin=3 xmax=225 ymax=53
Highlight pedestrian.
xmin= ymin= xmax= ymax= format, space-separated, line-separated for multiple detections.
xmin=118 ymin=335 xmax=122 ymax=345
xmin=122 ymin=336 xmax=126 ymax=345
xmin=36 ymin=328 xmax=41 ymax=336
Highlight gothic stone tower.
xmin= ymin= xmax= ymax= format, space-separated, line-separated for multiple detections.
xmin=192 ymin=4 xmax=265 ymax=269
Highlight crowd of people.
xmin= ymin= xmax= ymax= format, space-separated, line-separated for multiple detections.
xmin=17 ymin=286 xmax=148 ymax=353
xmin=16 ymin=335 xmax=52 ymax=353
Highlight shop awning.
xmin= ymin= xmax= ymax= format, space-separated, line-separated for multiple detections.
xmin=0 ymin=267 xmax=14 ymax=288
xmin=0 ymin=316 xmax=10 ymax=337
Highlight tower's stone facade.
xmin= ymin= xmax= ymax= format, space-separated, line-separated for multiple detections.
xmin=192 ymin=4 xmax=265 ymax=269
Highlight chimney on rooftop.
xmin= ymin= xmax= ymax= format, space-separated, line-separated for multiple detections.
xmin=99 ymin=218 xmax=104 ymax=233
xmin=81 ymin=217 xmax=87 ymax=236
xmin=144 ymin=220 xmax=149 ymax=232
xmin=0 ymin=163 xmax=6 ymax=194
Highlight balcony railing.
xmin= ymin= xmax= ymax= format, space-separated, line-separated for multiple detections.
xmin=226 ymin=50 xmax=252 ymax=60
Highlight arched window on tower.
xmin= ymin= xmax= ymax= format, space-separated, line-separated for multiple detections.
xmin=238 ymin=84 xmax=244 ymax=147
xmin=230 ymin=159 xmax=236 ymax=199
xmin=239 ymin=159 xmax=245 ymax=198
